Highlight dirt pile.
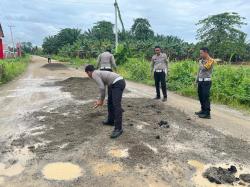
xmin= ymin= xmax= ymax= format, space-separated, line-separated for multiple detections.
xmin=42 ymin=63 xmax=68 ymax=71
xmin=203 ymin=166 xmax=250 ymax=185
xmin=55 ymin=77 xmax=99 ymax=100
xmin=2 ymin=76 xmax=250 ymax=186
xmin=203 ymin=166 xmax=238 ymax=184
xmin=158 ymin=120 xmax=169 ymax=128
xmin=240 ymin=174 xmax=250 ymax=183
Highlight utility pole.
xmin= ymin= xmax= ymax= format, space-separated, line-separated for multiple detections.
xmin=114 ymin=0 xmax=118 ymax=52
xmin=8 ymin=25 xmax=15 ymax=57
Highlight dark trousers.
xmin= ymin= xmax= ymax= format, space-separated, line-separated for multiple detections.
xmin=154 ymin=71 xmax=167 ymax=98
xmin=198 ymin=81 xmax=212 ymax=114
xmin=107 ymin=80 xmax=126 ymax=130
xmin=48 ymin=58 xmax=51 ymax=63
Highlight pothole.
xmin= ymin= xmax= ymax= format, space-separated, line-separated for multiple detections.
xmin=0 ymin=163 xmax=24 ymax=177
xmin=0 ymin=177 xmax=4 ymax=185
xmin=42 ymin=162 xmax=83 ymax=181
xmin=93 ymin=162 xmax=123 ymax=176
xmin=108 ymin=148 xmax=129 ymax=158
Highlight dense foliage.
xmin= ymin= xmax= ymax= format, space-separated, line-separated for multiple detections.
xmin=45 ymin=12 xmax=250 ymax=111
xmin=42 ymin=12 xmax=250 ymax=63
xmin=0 ymin=56 xmax=30 ymax=84
xmin=42 ymin=28 xmax=81 ymax=54
xmin=196 ymin=12 xmax=248 ymax=62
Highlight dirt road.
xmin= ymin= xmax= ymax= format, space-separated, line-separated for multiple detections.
xmin=0 ymin=56 xmax=250 ymax=187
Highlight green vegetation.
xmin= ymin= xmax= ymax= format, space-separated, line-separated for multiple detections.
xmin=196 ymin=12 xmax=249 ymax=62
xmin=53 ymin=55 xmax=250 ymax=111
xmin=44 ymin=11 xmax=250 ymax=111
xmin=42 ymin=12 xmax=250 ymax=63
xmin=0 ymin=56 xmax=30 ymax=85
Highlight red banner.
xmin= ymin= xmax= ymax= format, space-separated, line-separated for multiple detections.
xmin=0 ymin=38 xmax=3 ymax=59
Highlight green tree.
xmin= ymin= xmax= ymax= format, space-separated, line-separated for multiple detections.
xmin=42 ymin=35 xmax=58 ymax=54
xmin=21 ymin=42 xmax=33 ymax=54
xmin=131 ymin=18 xmax=154 ymax=41
xmin=42 ymin=28 xmax=81 ymax=54
xmin=57 ymin=28 xmax=81 ymax=48
xmin=91 ymin=21 xmax=114 ymax=42
xmin=196 ymin=12 xmax=247 ymax=62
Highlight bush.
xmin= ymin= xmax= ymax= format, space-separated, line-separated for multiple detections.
xmin=118 ymin=58 xmax=154 ymax=85
xmin=168 ymin=60 xmax=197 ymax=91
xmin=212 ymin=66 xmax=250 ymax=107
xmin=54 ymin=55 xmax=250 ymax=111
xmin=0 ymin=56 xmax=30 ymax=84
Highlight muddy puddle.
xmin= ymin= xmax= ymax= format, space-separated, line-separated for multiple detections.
xmin=1 ymin=77 xmax=250 ymax=187
xmin=93 ymin=162 xmax=123 ymax=176
xmin=42 ymin=162 xmax=83 ymax=181
xmin=108 ymin=147 xmax=129 ymax=158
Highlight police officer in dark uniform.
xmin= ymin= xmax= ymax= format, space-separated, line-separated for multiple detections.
xmin=151 ymin=46 xmax=169 ymax=102
xmin=47 ymin=54 xmax=51 ymax=64
xmin=195 ymin=47 xmax=215 ymax=119
xmin=85 ymin=65 xmax=126 ymax=139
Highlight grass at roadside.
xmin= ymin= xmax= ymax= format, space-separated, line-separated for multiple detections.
xmin=0 ymin=55 xmax=30 ymax=85
xmin=52 ymin=55 xmax=250 ymax=112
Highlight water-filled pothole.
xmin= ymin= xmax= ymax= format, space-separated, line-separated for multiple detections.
xmin=42 ymin=162 xmax=83 ymax=181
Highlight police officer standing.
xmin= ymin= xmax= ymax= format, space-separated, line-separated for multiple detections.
xmin=195 ymin=47 xmax=215 ymax=119
xmin=47 ymin=54 xmax=51 ymax=64
xmin=85 ymin=65 xmax=126 ymax=139
xmin=151 ymin=46 xmax=169 ymax=102
xmin=97 ymin=49 xmax=117 ymax=72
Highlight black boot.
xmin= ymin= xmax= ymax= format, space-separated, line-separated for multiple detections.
xmin=195 ymin=110 xmax=204 ymax=115
xmin=162 ymin=97 xmax=167 ymax=102
xmin=102 ymin=119 xmax=114 ymax=126
xmin=154 ymin=96 xmax=161 ymax=100
xmin=110 ymin=129 xmax=123 ymax=139
xmin=198 ymin=113 xmax=211 ymax=119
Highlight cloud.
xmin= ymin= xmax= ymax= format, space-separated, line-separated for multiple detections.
xmin=0 ymin=0 xmax=249 ymax=46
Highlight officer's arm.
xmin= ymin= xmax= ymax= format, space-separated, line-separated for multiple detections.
xmin=111 ymin=55 xmax=117 ymax=70
xmin=92 ymin=74 xmax=106 ymax=101
xmin=97 ymin=55 xmax=101 ymax=69
xmin=196 ymin=61 xmax=201 ymax=83
xmin=151 ymin=58 xmax=155 ymax=73
xmin=203 ymin=59 xmax=214 ymax=70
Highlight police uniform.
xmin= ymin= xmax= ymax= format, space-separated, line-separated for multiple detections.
xmin=92 ymin=70 xmax=126 ymax=131
xmin=48 ymin=54 xmax=51 ymax=63
xmin=196 ymin=57 xmax=215 ymax=116
xmin=97 ymin=52 xmax=117 ymax=72
xmin=151 ymin=53 xmax=169 ymax=99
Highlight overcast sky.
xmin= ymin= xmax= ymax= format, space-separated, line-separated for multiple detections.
xmin=0 ymin=0 xmax=249 ymax=47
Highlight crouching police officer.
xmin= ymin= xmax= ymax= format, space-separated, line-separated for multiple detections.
xmin=97 ymin=49 xmax=117 ymax=72
xmin=85 ymin=65 xmax=126 ymax=139
xmin=151 ymin=46 xmax=169 ymax=102
xmin=195 ymin=47 xmax=215 ymax=119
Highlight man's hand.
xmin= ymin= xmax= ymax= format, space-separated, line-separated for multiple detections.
xmin=94 ymin=100 xmax=104 ymax=108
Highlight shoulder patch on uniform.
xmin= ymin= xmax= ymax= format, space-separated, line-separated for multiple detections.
xmin=204 ymin=58 xmax=215 ymax=70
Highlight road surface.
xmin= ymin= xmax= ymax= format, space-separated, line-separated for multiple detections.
xmin=0 ymin=56 xmax=249 ymax=187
